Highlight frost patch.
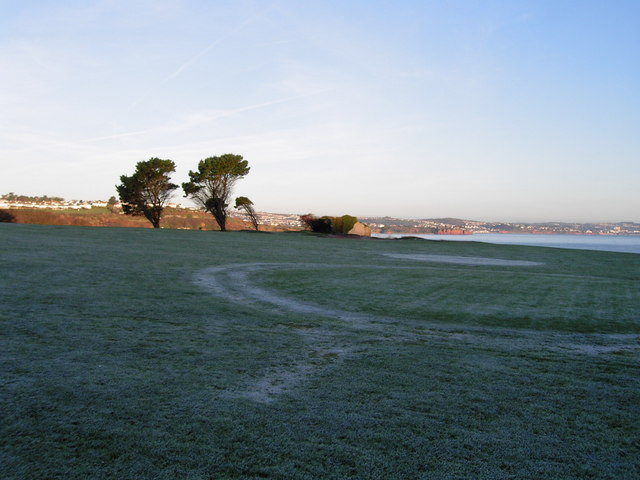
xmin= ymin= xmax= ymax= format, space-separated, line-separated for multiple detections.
xmin=241 ymin=363 xmax=315 ymax=403
xmin=234 ymin=347 xmax=353 ymax=403
xmin=383 ymin=253 xmax=544 ymax=267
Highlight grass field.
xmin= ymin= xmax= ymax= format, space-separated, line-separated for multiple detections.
xmin=1 ymin=223 xmax=639 ymax=479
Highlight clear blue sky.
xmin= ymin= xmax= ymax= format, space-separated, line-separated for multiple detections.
xmin=1 ymin=0 xmax=638 ymax=222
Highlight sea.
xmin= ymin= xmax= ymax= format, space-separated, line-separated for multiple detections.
xmin=372 ymin=233 xmax=640 ymax=254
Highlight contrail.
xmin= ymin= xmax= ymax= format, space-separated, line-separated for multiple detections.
xmin=74 ymin=89 xmax=328 ymax=145
xmin=82 ymin=128 xmax=155 ymax=143
xmin=208 ymin=89 xmax=331 ymax=121
xmin=162 ymin=40 xmax=220 ymax=83
xmin=129 ymin=6 xmax=274 ymax=109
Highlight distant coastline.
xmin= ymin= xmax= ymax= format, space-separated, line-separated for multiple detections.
xmin=1 ymin=195 xmax=638 ymax=235
xmin=361 ymin=216 xmax=640 ymax=236
xmin=373 ymin=232 xmax=640 ymax=254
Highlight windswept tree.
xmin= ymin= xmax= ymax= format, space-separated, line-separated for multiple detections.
xmin=234 ymin=196 xmax=259 ymax=231
xmin=182 ymin=154 xmax=250 ymax=231
xmin=116 ymin=158 xmax=178 ymax=228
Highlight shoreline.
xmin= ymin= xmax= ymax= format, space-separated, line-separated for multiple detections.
xmin=375 ymin=231 xmax=639 ymax=237
xmin=372 ymin=232 xmax=640 ymax=254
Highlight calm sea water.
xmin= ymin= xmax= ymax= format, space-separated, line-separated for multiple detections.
xmin=372 ymin=233 xmax=640 ymax=254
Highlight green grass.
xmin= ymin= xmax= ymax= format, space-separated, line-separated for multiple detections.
xmin=1 ymin=224 xmax=639 ymax=479
xmin=260 ymin=265 xmax=638 ymax=332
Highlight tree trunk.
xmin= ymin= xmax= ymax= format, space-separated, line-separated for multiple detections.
xmin=145 ymin=210 xmax=161 ymax=228
xmin=217 ymin=215 xmax=226 ymax=231
xmin=209 ymin=199 xmax=227 ymax=231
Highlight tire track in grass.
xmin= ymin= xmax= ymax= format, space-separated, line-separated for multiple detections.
xmin=194 ymin=263 xmax=640 ymax=402
xmin=194 ymin=263 xmax=386 ymax=327
xmin=194 ymin=263 xmax=367 ymax=403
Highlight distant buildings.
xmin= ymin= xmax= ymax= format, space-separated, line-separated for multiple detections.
xmin=229 ymin=210 xmax=302 ymax=228
xmin=0 ymin=198 xmax=105 ymax=210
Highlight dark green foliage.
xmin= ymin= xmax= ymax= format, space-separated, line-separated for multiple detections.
xmin=324 ymin=215 xmax=342 ymax=233
xmin=327 ymin=215 xmax=359 ymax=234
xmin=299 ymin=214 xmax=332 ymax=233
xmin=182 ymin=154 xmax=250 ymax=231
xmin=301 ymin=214 xmax=359 ymax=234
xmin=341 ymin=214 xmax=358 ymax=234
xmin=116 ymin=158 xmax=178 ymax=228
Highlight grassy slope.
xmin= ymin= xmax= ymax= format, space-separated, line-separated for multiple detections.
xmin=0 ymin=224 xmax=638 ymax=479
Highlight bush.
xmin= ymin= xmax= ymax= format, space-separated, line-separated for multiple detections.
xmin=299 ymin=214 xmax=333 ymax=233
xmin=300 ymin=214 xmax=359 ymax=234
xmin=341 ymin=215 xmax=358 ymax=234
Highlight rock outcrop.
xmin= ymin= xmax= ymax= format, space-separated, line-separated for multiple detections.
xmin=348 ymin=222 xmax=372 ymax=236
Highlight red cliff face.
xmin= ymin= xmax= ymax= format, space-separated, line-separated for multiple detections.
xmin=435 ymin=229 xmax=471 ymax=235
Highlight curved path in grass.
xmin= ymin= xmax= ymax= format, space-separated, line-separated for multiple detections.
xmin=193 ymin=252 xmax=543 ymax=325
xmin=194 ymin=262 xmax=387 ymax=327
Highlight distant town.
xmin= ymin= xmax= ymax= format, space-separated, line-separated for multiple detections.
xmin=360 ymin=217 xmax=640 ymax=236
xmin=1 ymin=193 xmax=638 ymax=235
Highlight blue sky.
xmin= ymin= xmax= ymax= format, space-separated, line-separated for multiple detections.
xmin=1 ymin=0 xmax=638 ymax=222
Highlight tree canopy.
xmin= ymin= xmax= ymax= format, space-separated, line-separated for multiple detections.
xmin=116 ymin=158 xmax=178 ymax=228
xmin=182 ymin=154 xmax=250 ymax=231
